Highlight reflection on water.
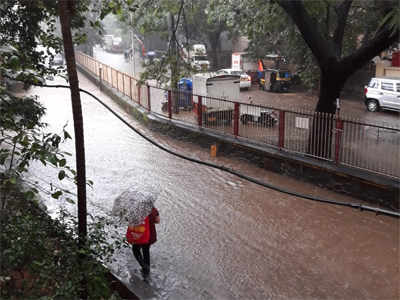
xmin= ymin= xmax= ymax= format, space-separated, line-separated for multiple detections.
xmin=24 ymin=74 xmax=399 ymax=299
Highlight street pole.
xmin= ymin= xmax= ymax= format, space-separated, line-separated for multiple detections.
xmin=133 ymin=44 xmax=136 ymax=77
xmin=130 ymin=13 xmax=135 ymax=77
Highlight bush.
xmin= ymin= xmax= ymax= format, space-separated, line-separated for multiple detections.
xmin=0 ymin=189 xmax=127 ymax=299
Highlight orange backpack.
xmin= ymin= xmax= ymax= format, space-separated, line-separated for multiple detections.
xmin=126 ymin=216 xmax=150 ymax=245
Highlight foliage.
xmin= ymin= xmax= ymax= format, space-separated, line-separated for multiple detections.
xmin=0 ymin=43 xmax=74 ymax=207
xmin=0 ymin=1 xmax=130 ymax=297
xmin=213 ymin=0 xmax=398 ymax=90
xmin=0 ymin=189 xmax=126 ymax=299
xmin=0 ymin=88 xmax=76 ymax=209
xmin=0 ymin=0 xmax=63 ymax=78
xmin=378 ymin=5 xmax=400 ymax=37
xmin=112 ymin=0 xmax=236 ymax=85
xmin=75 ymin=1 xmax=105 ymax=56
xmin=0 ymin=0 xmax=106 ymax=78
xmin=0 ymin=0 xmax=105 ymax=206
xmin=181 ymin=0 xmax=234 ymax=68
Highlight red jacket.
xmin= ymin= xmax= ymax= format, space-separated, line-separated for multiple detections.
xmin=148 ymin=207 xmax=159 ymax=245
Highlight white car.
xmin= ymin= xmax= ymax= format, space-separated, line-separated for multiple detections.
xmin=364 ymin=77 xmax=400 ymax=112
xmin=216 ymin=68 xmax=251 ymax=90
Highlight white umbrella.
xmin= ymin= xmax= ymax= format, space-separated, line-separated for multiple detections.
xmin=112 ymin=187 xmax=158 ymax=226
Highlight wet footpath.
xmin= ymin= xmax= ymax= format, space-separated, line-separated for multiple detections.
xmin=24 ymin=73 xmax=399 ymax=300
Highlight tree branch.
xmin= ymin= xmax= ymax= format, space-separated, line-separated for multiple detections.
xmin=276 ymin=0 xmax=336 ymax=65
xmin=341 ymin=26 xmax=399 ymax=76
xmin=333 ymin=0 xmax=353 ymax=56
xmin=323 ymin=0 xmax=331 ymax=36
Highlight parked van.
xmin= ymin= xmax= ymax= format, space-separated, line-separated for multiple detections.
xmin=364 ymin=77 xmax=400 ymax=112
xmin=192 ymin=73 xmax=240 ymax=125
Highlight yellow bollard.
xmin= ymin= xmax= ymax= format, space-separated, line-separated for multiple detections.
xmin=210 ymin=144 xmax=217 ymax=157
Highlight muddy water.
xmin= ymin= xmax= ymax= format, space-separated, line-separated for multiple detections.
xmin=24 ymin=74 xmax=399 ymax=300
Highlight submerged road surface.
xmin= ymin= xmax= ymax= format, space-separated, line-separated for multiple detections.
xmin=23 ymin=73 xmax=399 ymax=299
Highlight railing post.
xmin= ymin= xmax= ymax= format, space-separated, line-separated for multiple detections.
xmin=147 ymin=85 xmax=151 ymax=111
xmin=138 ymin=85 xmax=141 ymax=105
xmin=116 ymin=71 xmax=119 ymax=92
xmin=198 ymin=96 xmax=203 ymax=127
xmin=168 ymin=90 xmax=172 ymax=119
xmin=279 ymin=110 xmax=285 ymax=149
xmin=122 ymin=74 xmax=125 ymax=96
xmin=335 ymin=117 xmax=343 ymax=164
xmin=105 ymin=66 xmax=108 ymax=85
xmin=111 ymin=69 xmax=114 ymax=88
xmin=129 ymin=77 xmax=132 ymax=100
xmin=234 ymin=102 xmax=240 ymax=137
xmin=99 ymin=67 xmax=102 ymax=91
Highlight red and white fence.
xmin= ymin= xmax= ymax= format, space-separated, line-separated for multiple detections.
xmin=76 ymin=52 xmax=400 ymax=179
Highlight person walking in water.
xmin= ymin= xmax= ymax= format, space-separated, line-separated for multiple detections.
xmin=126 ymin=206 xmax=160 ymax=278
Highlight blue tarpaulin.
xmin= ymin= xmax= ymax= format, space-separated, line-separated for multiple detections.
xmin=178 ymin=78 xmax=192 ymax=108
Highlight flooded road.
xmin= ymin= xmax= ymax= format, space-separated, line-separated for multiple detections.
xmin=93 ymin=46 xmax=145 ymax=78
xmin=23 ymin=72 xmax=399 ymax=299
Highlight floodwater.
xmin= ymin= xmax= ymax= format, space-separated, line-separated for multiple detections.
xmin=93 ymin=45 xmax=144 ymax=78
xmin=22 ymin=69 xmax=399 ymax=299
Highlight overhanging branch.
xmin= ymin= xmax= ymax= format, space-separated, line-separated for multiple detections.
xmin=333 ymin=0 xmax=353 ymax=56
xmin=276 ymin=0 xmax=336 ymax=65
xmin=341 ymin=27 xmax=399 ymax=76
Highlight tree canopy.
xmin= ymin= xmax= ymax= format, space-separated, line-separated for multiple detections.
xmin=215 ymin=0 xmax=399 ymax=111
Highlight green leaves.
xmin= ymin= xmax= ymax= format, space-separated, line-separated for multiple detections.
xmin=0 ymin=93 xmax=78 ymax=208
xmin=58 ymin=170 xmax=66 ymax=181
xmin=1 ymin=190 xmax=127 ymax=299
xmin=378 ymin=7 xmax=400 ymax=37
xmin=51 ymin=191 xmax=63 ymax=199
xmin=7 ymin=55 xmax=20 ymax=69
xmin=59 ymin=159 xmax=67 ymax=167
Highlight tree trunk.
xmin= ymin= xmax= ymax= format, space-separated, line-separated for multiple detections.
xmin=58 ymin=0 xmax=87 ymax=297
xmin=58 ymin=0 xmax=87 ymax=261
xmin=316 ymin=68 xmax=346 ymax=113
xmin=308 ymin=67 xmax=346 ymax=158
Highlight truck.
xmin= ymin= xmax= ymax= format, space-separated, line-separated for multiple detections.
xmin=103 ymin=35 xmax=114 ymax=52
xmin=103 ymin=35 xmax=124 ymax=53
xmin=231 ymin=52 xmax=257 ymax=72
xmin=192 ymin=73 xmax=240 ymax=125
xmin=183 ymin=44 xmax=210 ymax=71
xmin=231 ymin=52 xmax=259 ymax=84
xmin=111 ymin=36 xmax=123 ymax=53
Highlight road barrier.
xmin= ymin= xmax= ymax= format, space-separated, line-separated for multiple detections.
xmin=76 ymin=52 xmax=400 ymax=180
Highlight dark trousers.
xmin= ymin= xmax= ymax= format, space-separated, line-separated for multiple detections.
xmin=132 ymin=244 xmax=150 ymax=272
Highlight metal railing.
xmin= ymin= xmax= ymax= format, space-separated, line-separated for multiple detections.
xmin=76 ymin=52 xmax=400 ymax=179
